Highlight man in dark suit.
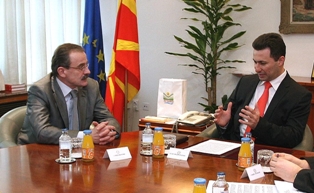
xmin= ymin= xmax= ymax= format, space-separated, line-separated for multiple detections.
xmin=18 ymin=43 xmax=120 ymax=145
xmin=214 ymin=33 xmax=311 ymax=148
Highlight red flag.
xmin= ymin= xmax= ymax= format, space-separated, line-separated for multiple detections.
xmin=106 ymin=0 xmax=140 ymax=126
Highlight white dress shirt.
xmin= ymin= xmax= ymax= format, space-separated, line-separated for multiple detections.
xmin=239 ymin=70 xmax=287 ymax=136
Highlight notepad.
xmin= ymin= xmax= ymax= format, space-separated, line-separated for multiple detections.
xmin=185 ymin=139 xmax=240 ymax=155
xmin=207 ymin=181 xmax=278 ymax=193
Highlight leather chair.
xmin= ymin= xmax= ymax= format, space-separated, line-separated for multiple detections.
xmin=197 ymin=124 xmax=313 ymax=151
xmin=293 ymin=124 xmax=313 ymax=151
xmin=196 ymin=123 xmax=220 ymax=138
xmin=0 ymin=106 xmax=26 ymax=148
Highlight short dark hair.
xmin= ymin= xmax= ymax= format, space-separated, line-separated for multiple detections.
xmin=252 ymin=33 xmax=286 ymax=61
xmin=51 ymin=43 xmax=85 ymax=77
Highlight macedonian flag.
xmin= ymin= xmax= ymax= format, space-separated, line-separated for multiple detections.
xmin=105 ymin=0 xmax=140 ymax=126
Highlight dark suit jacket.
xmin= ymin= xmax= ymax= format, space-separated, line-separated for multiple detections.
xmin=217 ymin=73 xmax=311 ymax=148
xmin=294 ymin=157 xmax=314 ymax=193
xmin=18 ymin=73 xmax=120 ymax=145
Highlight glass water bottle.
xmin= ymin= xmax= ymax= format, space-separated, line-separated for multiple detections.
xmin=212 ymin=172 xmax=229 ymax=193
xmin=141 ymin=123 xmax=153 ymax=155
xmin=59 ymin=128 xmax=72 ymax=162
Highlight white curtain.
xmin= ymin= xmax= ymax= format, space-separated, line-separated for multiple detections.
xmin=0 ymin=0 xmax=85 ymax=85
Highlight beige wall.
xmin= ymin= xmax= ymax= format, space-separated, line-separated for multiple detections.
xmin=101 ymin=0 xmax=314 ymax=131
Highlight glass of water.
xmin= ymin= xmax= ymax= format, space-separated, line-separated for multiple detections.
xmin=163 ymin=134 xmax=176 ymax=154
xmin=71 ymin=137 xmax=83 ymax=158
xmin=257 ymin=149 xmax=274 ymax=173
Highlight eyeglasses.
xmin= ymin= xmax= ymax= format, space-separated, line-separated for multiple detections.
xmin=68 ymin=63 xmax=89 ymax=71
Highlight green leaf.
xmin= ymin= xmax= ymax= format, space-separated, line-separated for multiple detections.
xmin=166 ymin=0 xmax=251 ymax=109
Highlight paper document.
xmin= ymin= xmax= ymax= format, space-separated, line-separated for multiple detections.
xmin=185 ymin=139 xmax=240 ymax=155
xmin=207 ymin=180 xmax=278 ymax=193
xmin=274 ymin=181 xmax=305 ymax=193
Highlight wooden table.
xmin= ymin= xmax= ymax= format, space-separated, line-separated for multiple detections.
xmin=1 ymin=131 xmax=314 ymax=192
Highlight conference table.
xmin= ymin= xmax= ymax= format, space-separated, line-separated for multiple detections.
xmin=1 ymin=131 xmax=314 ymax=193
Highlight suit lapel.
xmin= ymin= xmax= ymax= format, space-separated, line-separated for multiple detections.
xmin=245 ymin=75 xmax=260 ymax=105
xmin=264 ymin=74 xmax=290 ymax=119
xmin=51 ymin=76 xmax=69 ymax=128
xmin=232 ymin=75 xmax=259 ymax=133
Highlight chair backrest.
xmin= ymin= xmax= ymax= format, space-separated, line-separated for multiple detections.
xmin=293 ymin=124 xmax=313 ymax=151
xmin=196 ymin=123 xmax=219 ymax=138
xmin=0 ymin=106 xmax=26 ymax=148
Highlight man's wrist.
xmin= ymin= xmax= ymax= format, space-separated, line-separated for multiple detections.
xmin=218 ymin=122 xmax=229 ymax=129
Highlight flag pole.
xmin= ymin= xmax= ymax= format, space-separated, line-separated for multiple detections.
xmin=123 ymin=70 xmax=128 ymax=132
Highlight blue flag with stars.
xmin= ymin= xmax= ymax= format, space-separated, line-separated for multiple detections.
xmin=82 ymin=0 xmax=106 ymax=99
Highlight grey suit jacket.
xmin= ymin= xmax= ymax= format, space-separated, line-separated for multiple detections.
xmin=18 ymin=73 xmax=120 ymax=145
xmin=217 ymin=73 xmax=311 ymax=148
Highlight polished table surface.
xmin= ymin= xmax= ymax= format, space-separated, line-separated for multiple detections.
xmin=1 ymin=131 xmax=314 ymax=193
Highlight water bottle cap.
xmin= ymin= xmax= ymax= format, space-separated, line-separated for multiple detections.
xmin=154 ymin=127 xmax=163 ymax=131
xmin=217 ymin=172 xmax=225 ymax=176
xmin=241 ymin=137 xmax=250 ymax=142
xmin=83 ymin=130 xmax=92 ymax=134
xmin=62 ymin=128 xmax=68 ymax=132
xmin=194 ymin=178 xmax=206 ymax=184
xmin=145 ymin=123 xmax=151 ymax=126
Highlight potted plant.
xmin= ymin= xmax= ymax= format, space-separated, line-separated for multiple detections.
xmin=166 ymin=0 xmax=251 ymax=112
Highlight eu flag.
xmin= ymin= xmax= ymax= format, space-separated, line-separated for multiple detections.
xmin=82 ymin=0 xmax=106 ymax=99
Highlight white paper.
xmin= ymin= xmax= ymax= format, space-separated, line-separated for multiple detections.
xmin=76 ymin=131 xmax=84 ymax=138
xmin=274 ymin=181 xmax=305 ymax=193
xmin=103 ymin=147 xmax=132 ymax=161
xmin=167 ymin=147 xmax=192 ymax=160
xmin=241 ymin=164 xmax=265 ymax=181
xmin=185 ymin=139 xmax=241 ymax=155
xmin=207 ymin=180 xmax=278 ymax=193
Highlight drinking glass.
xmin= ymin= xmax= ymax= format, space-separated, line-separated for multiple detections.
xmin=71 ymin=137 xmax=82 ymax=158
xmin=163 ymin=134 xmax=176 ymax=154
xmin=257 ymin=149 xmax=274 ymax=173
